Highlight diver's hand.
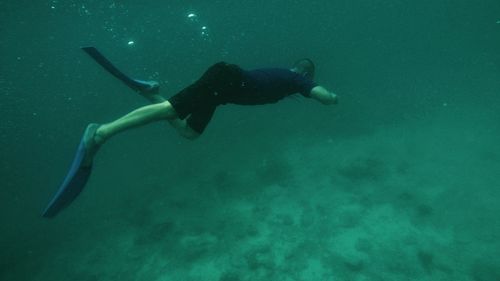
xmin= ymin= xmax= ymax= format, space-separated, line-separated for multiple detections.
xmin=310 ymin=86 xmax=338 ymax=105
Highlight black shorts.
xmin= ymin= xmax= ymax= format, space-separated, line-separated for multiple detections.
xmin=168 ymin=62 xmax=243 ymax=134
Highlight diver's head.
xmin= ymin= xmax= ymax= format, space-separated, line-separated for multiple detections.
xmin=291 ymin=58 xmax=315 ymax=80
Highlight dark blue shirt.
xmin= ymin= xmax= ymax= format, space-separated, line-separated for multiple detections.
xmin=226 ymin=68 xmax=317 ymax=105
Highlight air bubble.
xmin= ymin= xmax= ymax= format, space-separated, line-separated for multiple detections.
xmin=186 ymin=11 xmax=211 ymax=41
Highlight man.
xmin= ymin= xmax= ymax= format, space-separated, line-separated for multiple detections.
xmin=42 ymin=58 xmax=337 ymax=217
xmin=90 ymin=59 xmax=337 ymax=150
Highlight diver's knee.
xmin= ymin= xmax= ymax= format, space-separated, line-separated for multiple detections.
xmin=159 ymin=101 xmax=178 ymax=119
xmin=178 ymin=123 xmax=200 ymax=140
xmin=180 ymin=129 xmax=200 ymax=140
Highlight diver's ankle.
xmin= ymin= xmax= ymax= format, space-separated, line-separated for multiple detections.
xmin=94 ymin=127 xmax=106 ymax=145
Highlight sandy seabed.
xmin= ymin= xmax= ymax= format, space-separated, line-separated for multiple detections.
xmin=5 ymin=108 xmax=500 ymax=281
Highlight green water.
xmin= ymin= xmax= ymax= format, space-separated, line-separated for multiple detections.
xmin=1 ymin=0 xmax=500 ymax=280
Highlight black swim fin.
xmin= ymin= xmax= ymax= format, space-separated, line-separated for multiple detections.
xmin=42 ymin=124 xmax=100 ymax=218
xmin=81 ymin=46 xmax=158 ymax=93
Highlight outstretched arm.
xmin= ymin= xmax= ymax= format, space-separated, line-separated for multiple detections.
xmin=310 ymin=86 xmax=338 ymax=105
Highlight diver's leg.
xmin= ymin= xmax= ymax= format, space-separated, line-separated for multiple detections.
xmin=132 ymin=81 xmax=200 ymax=140
xmin=139 ymin=83 xmax=167 ymax=104
xmin=167 ymin=118 xmax=200 ymax=140
xmin=83 ymin=100 xmax=195 ymax=165
xmin=139 ymin=83 xmax=203 ymax=139
xmin=137 ymin=90 xmax=199 ymax=139
xmin=175 ymin=105 xmax=216 ymax=140
xmin=144 ymin=94 xmax=166 ymax=104
xmin=136 ymin=80 xmax=167 ymax=104
xmin=137 ymin=82 xmax=198 ymax=136
xmin=95 ymin=101 xmax=177 ymax=144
